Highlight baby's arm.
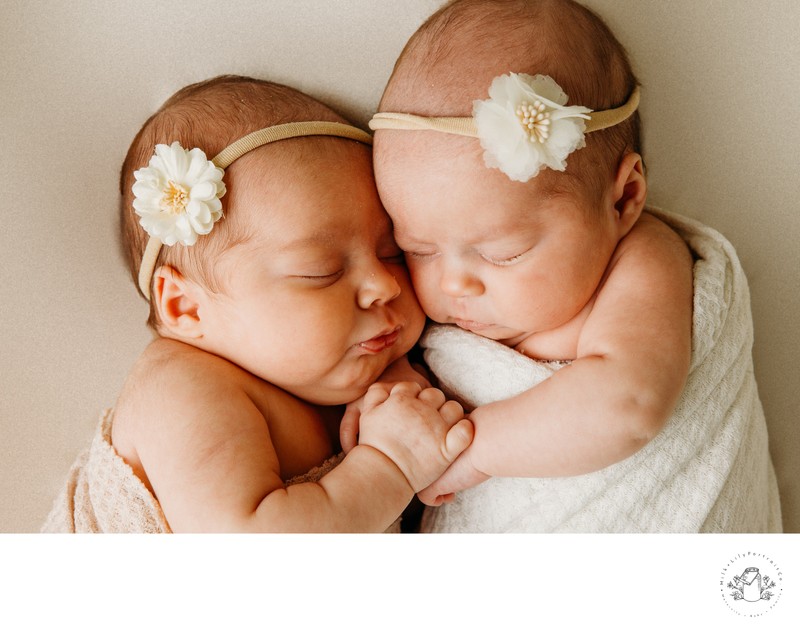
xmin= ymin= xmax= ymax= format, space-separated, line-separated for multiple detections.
xmin=420 ymin=214 xmax=693 ymax=502
xmin=131 ymin=358 xmax=471 ymax=532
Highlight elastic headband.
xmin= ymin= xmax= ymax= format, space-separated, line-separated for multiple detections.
xmin=369 ymin=72 xmax=640 ymax=182
xmin=134 ymin=121 xmax=373 ymax=300
xmin=369 ymin=88 xmax=640 ymax=136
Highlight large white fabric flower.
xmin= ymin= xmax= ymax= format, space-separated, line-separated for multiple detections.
xmin=472 ymin=73 xmax=592 ymax=182
xmin=132 ymin=142 xmax=226 ymax=246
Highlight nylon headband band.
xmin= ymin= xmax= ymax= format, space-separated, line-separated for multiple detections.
xmin=213 ymin=121 xmax=373 ymax=168
xmin=138 ymin=121 xmax=373 ymax=300
xmin=368 ymin=86 xmax=640 ymax=136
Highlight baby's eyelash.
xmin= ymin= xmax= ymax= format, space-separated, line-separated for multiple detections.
xmin=481 ymin=251 xmax=527 ymax=266
xmin=405 ymin=250 xmax=438 ymax=259
xmin=297 ymin=270 xmax=344 ymax=282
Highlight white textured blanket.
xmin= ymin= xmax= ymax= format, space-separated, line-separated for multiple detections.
xmin=420 ymin=209 xmax=782 ymax=533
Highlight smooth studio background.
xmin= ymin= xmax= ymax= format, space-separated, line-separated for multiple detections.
xmin=2 ymin=0 xmax=798 ymax=532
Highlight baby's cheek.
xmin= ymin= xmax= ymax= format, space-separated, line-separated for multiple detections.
xmin=418 ymin=294 xmax=446 ymax=321
xmin=408 ymin=299 xmax=428 ymax=340
xmin=407 ymin=268 xmax=438 ymax=310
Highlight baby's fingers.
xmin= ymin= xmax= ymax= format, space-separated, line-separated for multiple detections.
xmin=417 ymin=486 xmax=455 ymax=507
xmin=438 ymin=400 xmax=465 ymax=425
xmin=442 ymin=418 xmax=474 ymax=462
xmin=416 ymin=386 xmax=446 ymax=409
xmin=339 ymin=406 xmax=360 ymax=454
xmin=362 ymin=382 xmax=392 ymax=411
xmin=388 ymin=381 xmax=423 ymax=397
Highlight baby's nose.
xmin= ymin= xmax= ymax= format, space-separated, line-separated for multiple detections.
xmin=357 ymin=264 xmax=401 ymax=308
xmin=439 ymin=263 xmax=484 ymax=298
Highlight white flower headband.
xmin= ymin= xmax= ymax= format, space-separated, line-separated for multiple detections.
xmin=369 ymin=72 xmax=640 ymax=182
xmin=133 ymin=121 xmax=373 ymax=300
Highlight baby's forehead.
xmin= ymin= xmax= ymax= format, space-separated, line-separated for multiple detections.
xmin=224 ymin=140 xmax=383 ymax=232
xmin=374 ymin=130 xmax=482 ymax=174
xmin=393 ymin=185 xmax=565 ymax=238
xmin=228 ymin=138 xmax=373 ymax=197
xmin=376 ymin=130 xmax=563 ymax=194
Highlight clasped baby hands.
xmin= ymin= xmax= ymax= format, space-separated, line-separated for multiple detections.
xmin=355 ymin=382 xmax=474 ymax=493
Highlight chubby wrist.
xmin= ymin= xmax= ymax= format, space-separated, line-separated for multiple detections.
xmin=347 ymin=444 xmax=415 ymax=499
xmin=456 ymin=418 xmax=494 ymax=477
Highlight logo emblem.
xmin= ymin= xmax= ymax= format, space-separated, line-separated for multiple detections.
xmin=720 ymin=552 xmax=783 ymax=617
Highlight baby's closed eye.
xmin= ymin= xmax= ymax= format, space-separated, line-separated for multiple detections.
xmin=405 ymin=249 xmax=440 ymax=260
xmin=479 ymin=246 xmax=532 ymax=266
xmin=291 ymin=269 xmax=345 ymax=287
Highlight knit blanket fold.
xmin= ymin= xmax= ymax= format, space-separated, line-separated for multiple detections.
xmin=41 ymin=409 xmax=171 ymax=533
xmin=419 ymin=209 xmax=782 ymax=533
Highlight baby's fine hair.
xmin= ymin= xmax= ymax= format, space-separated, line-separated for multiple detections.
xmin=119 ymin=75 xmax=349 ymax=328
xmin=381 ymin=0 xmax=641 ymax=199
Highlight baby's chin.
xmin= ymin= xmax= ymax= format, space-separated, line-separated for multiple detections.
xmin=292 ymin=330 xmax=420 ymax=406
xmin=303 ymin=360 xmax=398 ymax=406
xmin=439 ymin=317 xmax=525 ymax=343
xmin=295 ymin=383 xmax=370 ymax=407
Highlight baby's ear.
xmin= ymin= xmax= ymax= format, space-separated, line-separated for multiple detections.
xmin=611 ymin=152 xmax=647 ymax=237
xmin=151 ymin=265 xmax=204 ymax=339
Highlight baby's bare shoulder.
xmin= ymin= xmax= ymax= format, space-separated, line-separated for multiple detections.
xmin=126 ymin=338 xmax=250 ymax=402
xmin=602 ymin=212 xmax=693 ymax=298
xmin=621 ymin=211 xmax=691 ymax=262
xmin=595 ymin=213 xmax=693 ymax=313
xmin=112 ymin=339 xmax=270 ymax=449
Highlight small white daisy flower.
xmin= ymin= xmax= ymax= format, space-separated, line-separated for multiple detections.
xmin=132 ymin=142 xmax=226 ymax=246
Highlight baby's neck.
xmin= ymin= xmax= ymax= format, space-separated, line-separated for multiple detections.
xmin=507 ymin=304 xmax=595 ymax=362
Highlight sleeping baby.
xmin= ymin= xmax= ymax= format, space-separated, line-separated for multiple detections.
xmin=364 ymin=0 xmax=781 ymax=532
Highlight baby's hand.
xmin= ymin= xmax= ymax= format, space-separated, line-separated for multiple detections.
xmin=357 ymin=382 xmax=473 ymax=492
xmin=340 ymin=357 xmax=431 ymax=454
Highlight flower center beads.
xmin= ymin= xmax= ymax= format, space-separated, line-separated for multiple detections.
xmin=516 ymin=100 xmax=551 ymax=143
xmin=160 ymin=180 xmax=189 ymax=215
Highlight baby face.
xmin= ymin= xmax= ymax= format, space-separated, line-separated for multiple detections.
xmin=201 ymin=141 xmax=425 ymax=405
xmin=374 ymin=133 xmax=620 ymax=348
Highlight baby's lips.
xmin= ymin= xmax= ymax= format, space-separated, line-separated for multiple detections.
xmin=358 ymin=328 xmax=400 ymax=353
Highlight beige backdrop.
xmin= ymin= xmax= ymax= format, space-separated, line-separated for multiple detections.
xmin=2 ymin=0 xmax=798 ymax=533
